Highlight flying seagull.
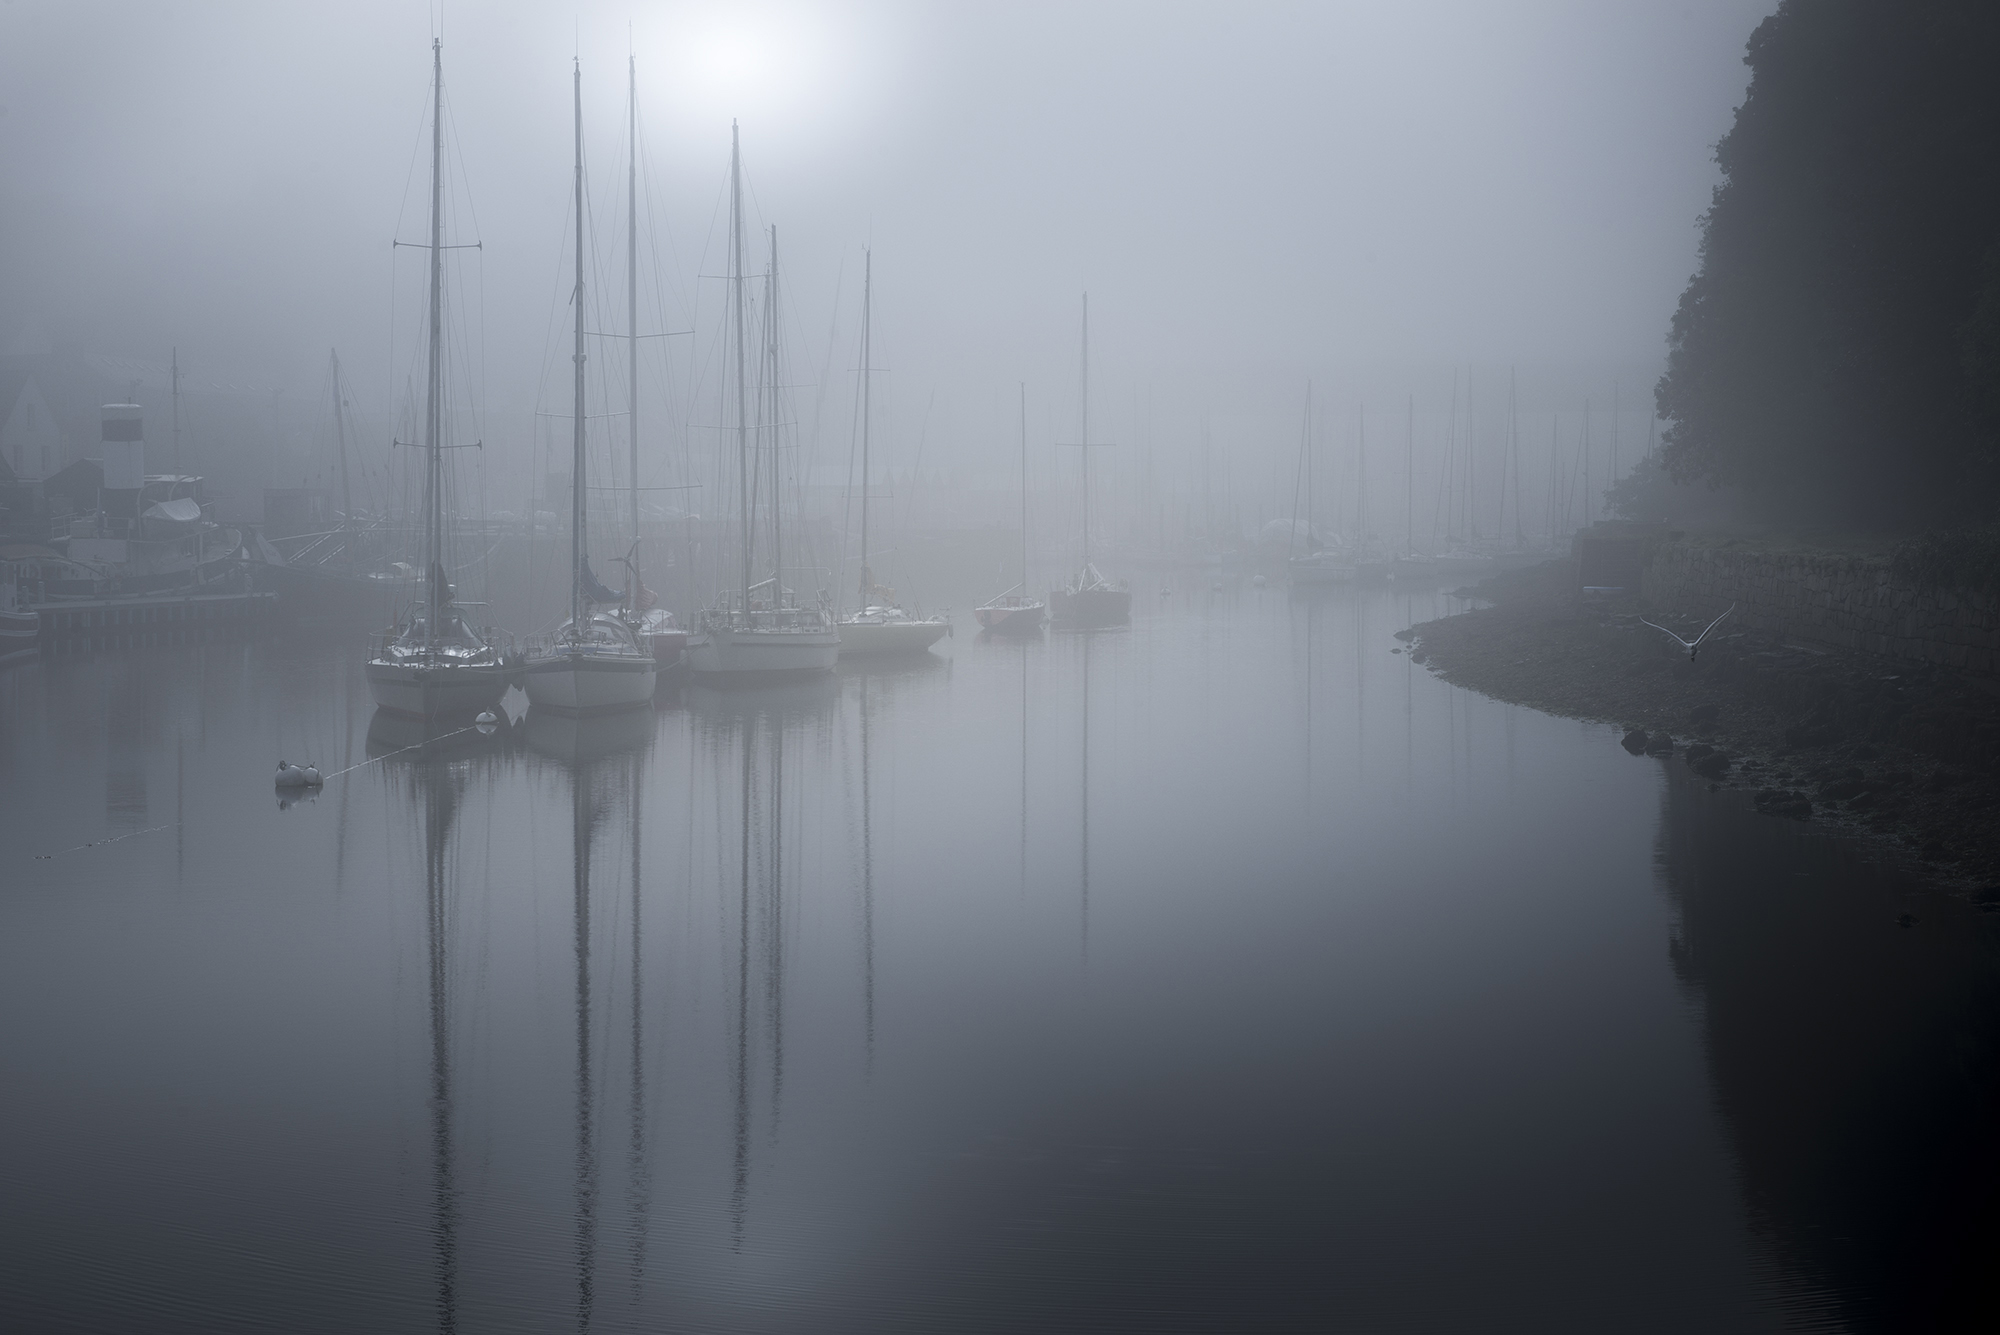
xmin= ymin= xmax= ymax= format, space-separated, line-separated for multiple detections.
xmin=1639 ymin=603 xmax=1736 ymax=661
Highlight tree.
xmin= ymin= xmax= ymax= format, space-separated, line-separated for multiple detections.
xmin=1656 ymin=0 xmax=2000 ymax=526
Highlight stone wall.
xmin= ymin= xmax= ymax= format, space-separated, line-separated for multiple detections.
xmin=1641 ymin=540 xmax=2000 ymax=676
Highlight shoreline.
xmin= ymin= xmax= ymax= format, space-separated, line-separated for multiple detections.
xmin=1402 ymin=560 xmax=2000 ymax=898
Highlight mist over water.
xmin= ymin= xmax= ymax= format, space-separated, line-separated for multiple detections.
xmin=0 ymin=0 xmax=1769 ymax=542
xmin=4 ymin=585 xmax=1992 ymax=1331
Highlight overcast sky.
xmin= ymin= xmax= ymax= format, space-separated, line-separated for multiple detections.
xmin=0 ymin=0 xmax=1772 ymax=491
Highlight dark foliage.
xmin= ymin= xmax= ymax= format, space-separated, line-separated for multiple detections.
xmin=1604 ymin=448 xmax=1741 ymax=525
xmin=1656 ymin=0 xmax=2000 ymax=526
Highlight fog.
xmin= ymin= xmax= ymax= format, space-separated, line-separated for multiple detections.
xmin=2 ymin=0 xmax=1767 ymax=533
xmin=25 ymin=7 xmax=2000 ymax=1329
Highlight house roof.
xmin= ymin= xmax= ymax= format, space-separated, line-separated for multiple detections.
xmin=0 ymin=353 xmax=110 ymax=446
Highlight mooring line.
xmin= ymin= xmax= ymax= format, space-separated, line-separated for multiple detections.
xmin=318 ymin=723 xmax=483 ymax=781
xmin=30 ymin=723 xmax=488 ymax=860
xmin=34 ymin=823 xmax=178 ymax=860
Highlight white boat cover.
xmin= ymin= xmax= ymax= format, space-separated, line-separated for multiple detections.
xmin=142 ymin=497 xmax=203 ymax=525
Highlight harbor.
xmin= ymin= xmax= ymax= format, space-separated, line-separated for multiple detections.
xmin=9 ymin=1 xmax=2000 ymax=1329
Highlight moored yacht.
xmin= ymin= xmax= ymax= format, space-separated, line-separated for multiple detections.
xmin=840 ymin=592 xmax=949 ymax=655
xmin=518 ymin=58 xmax=657 ymax=713
xmin=688 ymin=580 xmax=841 ymax=678
xmin=1049 ymin=562 xmax=1132 ymax=626
xmin=520 ymin=608 xmax=658 ymax=711
xmin=366 ymin=575 xmax=513 ymax=717
xmin=364 ymin=40 xmax=512 ymax=719
xmin=837 ymin=250 xmax=948 ymax=658
xmin=1049 ymin=295 xmax=1130 ymax=628
xmin=685 ymin=126 xmax=839 ymax=681
xmin=611 ymin=57 xmax=686 ymax=679
xmin=977 ymin=384 xmax=1046 ymax=634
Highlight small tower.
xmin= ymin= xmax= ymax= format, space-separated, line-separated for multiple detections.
xmin=99 ymin=403 xmax=145 ymax=520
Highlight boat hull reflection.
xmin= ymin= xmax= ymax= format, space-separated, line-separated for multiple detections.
xmin=524 ymin=705 xmax=656 ymax=765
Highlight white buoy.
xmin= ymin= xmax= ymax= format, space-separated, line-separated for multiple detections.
xmin=275 ymin=760 xmax=323 ymax=788
xmin=475 ymin=711 xmax=499 ymax=734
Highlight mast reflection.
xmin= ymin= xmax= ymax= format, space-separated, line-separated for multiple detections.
xmin=733 ymin=711 xmax=752 ymax=1248
xmin=1081 ymin=631 xmax=1092 ymax=957
xmin=571 ymin=757 xmax=599 ymax=1331
xmin=521 ymin=704 xmax=657 ymax=1331
xmin=861 ymin=676 xmax=875 ymax=1055
xmin=626 ymin=747 xmax=649 ymax=1308
xmin=370 ymin=708 xmax=515 ymax=1335
xmin=686 ymin=678 xmax=833 ymax=1251
xmin=424 ymin=751 xmax=460 ymax=1334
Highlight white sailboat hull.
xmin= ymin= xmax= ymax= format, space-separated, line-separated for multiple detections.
xmin=837 ymin=618 xmax=948 ymax=657
xmin=519 ymin=650 xmax=657 ymax=712
xmin=1049 ymin=586 xmax=1131 ymax=627
xmin=364 ymin=658 xmax=513 ymax=718
xmin=686 ymin=625 xmax=840 ymax=678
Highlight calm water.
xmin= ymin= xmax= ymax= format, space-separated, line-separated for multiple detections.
xmin=4 ymin=584 xmax=1998 ymax=1332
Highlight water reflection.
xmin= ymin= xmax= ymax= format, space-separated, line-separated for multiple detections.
xmin=860 ymin=677 xmax=876 ymax=1055
xmin=1659 ymin=770 xmax=2000 ymax=1331
xmin=376 ymin=737 xmax=482 ymax=1334
xmin=1079 ymin=631 xmax=1092 ymax=956
xmin=525 ymin=707 xmax=655 ymax=768
xmin=687 ymin=683 xmax=831 ymax=1254
xmin=570 ymin=752 xmax=600 ymax=1331
xmin=625 ymin=747 xmax=650 ymax=1310
xmin=8 ymin=588 xmax=2000 ymax=1330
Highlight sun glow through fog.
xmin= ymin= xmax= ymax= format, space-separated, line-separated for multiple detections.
xmin=678 ymin=18 xmax=825 ymax=126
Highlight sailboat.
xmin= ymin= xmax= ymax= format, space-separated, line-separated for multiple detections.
xmin=1287 ymin=383 xmax=1354 ymax=585
xmin=1047 ymin=294 xmax=1131 ymax=627
xmin=364 ymin=39 xmax=514 ymax=720
xmin=614 ymin=56 xmax=686 ymax=672
xmin=519 ymin=59 xmax=658 ymax=713
xmin=839 ymin=250 xmax=949 ymax=657
xmin=685 ymin=126 xmax=840 ymax=680
xmin=976 ymin=383 xmax=1046 ymax=633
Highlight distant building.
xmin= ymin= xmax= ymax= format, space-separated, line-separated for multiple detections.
xmin=0 ymin=370 xmax=70 ymax=480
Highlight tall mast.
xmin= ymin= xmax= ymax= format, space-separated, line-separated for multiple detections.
xmin=859 ymin=249 xmax=872 ymax=605
xmin=331 ymin=349 xmax=353 ymax=570
xmin=1405 ymin=393 xmax=1414 ymax=556
xmin=1511 ymin=368 xmax=1524 ymax=546
xmin=1611 ymin=383 xmax=1620 ymax=488
xmin=170 ymin=347 xmax=182 ymax=477
xmin=730 ymin=123 xmax=750 ymax=611
xmin=425 ymin=37 xmax=446 ymax=644
xmin=627 ymin=56 xmax=640 ymax=590
xmin=571 ymin=58 xmax=587 ymax=633
xmin=1465 ymin=370 xmax=1475 ymax=540
xmin=1019 ymin=382 xmax=1028 ymax=591
xmin=1079 ymin=293 xmax=1090 ymax=574
xmin=1356 ymin=404 xmax=1366 ymax=541
xmin=768 ymin=226 xmax=782 ymax=601
xmin=1288 ymin=382 xmax=1310 ymax=561
xmin=1305 ymin=381 xmax=1314 ymax=544
xmin=1582 ymin=396 xmax=1592 ymax=530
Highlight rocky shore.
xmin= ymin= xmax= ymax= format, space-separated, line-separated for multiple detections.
xmin=1404 ymin=559 xmax=2000 ymax=896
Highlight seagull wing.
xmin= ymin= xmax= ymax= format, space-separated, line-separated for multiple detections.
xmin=1638 ymin=616 xmax=1697 ymax=650
xmin=1691 ymin=602 xmax=1736 ymax=649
